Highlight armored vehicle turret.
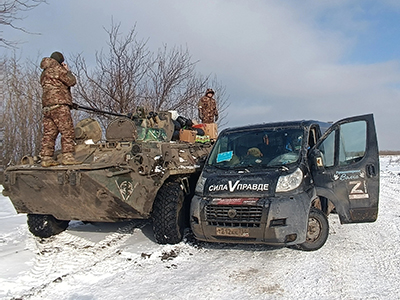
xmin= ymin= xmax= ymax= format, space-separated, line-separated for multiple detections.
xmin=2 ymin=109 xmax=212 ymax=244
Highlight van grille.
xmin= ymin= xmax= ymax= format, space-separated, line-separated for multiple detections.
xmin=205 ymin=205 xmax=263 ymax=227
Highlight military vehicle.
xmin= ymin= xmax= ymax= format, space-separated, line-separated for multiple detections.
xmin=191 ymin=114 xmax=379 ymax=251
xmin=2 ymin=108 xmax=212 ymax=244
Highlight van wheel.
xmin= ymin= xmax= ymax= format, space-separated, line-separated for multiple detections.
xmin=27 ymin=214 xmax=70 ymax=238
xmin=152 ymin=181 xmax=187 ymax=244
xmin=296 ymin=208 xmax=329 ymax=251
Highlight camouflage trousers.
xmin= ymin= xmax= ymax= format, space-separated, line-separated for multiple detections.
xmin=200 ymin=114 xmax=216 ymax=124
xmin=40 ymin=105 xmax=75 ymax=156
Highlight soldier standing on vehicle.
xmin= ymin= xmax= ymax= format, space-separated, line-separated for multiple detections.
xmin=39 ymin=51 xmax=81 ymax=167
xmin=198 ymin=88 xmax=219 ymax=124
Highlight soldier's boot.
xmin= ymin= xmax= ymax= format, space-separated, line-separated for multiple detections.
xmin=41 ymin=156 xmax=59 ymax=167
xmin=62 ymin=153 xmax=82 ymax=165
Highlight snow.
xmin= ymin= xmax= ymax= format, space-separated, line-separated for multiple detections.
xmin=1 ymin=156 xmax=400 ymax=300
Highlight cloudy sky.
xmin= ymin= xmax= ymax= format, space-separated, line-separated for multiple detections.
xmin=3 ymin=0 xmax=400 ymax=150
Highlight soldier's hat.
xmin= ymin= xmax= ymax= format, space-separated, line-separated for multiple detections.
xmin=50 ymin=51 xmax=64 ymax=64
xmin=206 ymin=88 xmax=215 ymax=95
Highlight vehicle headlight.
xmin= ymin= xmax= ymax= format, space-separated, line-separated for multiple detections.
xmin=276 ymin=168 xmax=303 ymax=193
xmin=195 ymin=174 xmax=207 ymax=195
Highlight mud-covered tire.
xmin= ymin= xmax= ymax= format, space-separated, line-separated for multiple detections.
xmin=152 ymin=181 xmax=187 ymax=244
xmin=296 ymin=208 xmax=329 ymax=251
xmin=27 ymin=214 xmax=70 ymax=238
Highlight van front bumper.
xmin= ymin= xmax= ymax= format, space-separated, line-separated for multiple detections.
xmin=190 ymin=192 xmax=312 ymax=246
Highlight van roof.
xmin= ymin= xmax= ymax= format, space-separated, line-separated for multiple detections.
xmin=220 ymin=120 xmax=331 ymax=135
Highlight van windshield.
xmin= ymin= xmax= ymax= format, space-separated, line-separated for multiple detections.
xmin=207 ymin=127 xmax=304 ymax=169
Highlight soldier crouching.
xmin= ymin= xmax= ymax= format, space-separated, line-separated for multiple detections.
xmin=39 ymin=51 xmax=81 ymax=167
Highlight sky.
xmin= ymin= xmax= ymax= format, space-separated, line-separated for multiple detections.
xmin=3 ymin=0 xmax=400 ymax=150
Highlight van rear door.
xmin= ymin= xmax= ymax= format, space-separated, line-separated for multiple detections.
xmin=310 ymin=114 xmax=379 ymax=223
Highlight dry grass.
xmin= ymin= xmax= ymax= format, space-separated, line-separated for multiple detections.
xmin=379 ymin=150 xmax=400 ymax=156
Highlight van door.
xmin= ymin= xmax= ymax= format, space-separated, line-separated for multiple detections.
xmin=310 ymin=114 xmax=379 ymax=224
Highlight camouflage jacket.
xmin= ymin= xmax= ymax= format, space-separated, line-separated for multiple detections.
xmin=198 ymin=96 xmax=218 ymax=123
xmin=40 ymin=57 xmax=76 ymax=107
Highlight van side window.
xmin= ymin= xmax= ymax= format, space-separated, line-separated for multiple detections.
xmin=308 ymin=127 xmax=317 ymax=148
xmin=318 ymin=131 xmax=335 ymax=167
xmin=339 ymin=121 xmax=366 ymax=165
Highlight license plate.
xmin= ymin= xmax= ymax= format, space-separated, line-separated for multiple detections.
xmin=216 ymin=227 xmax=250 ymax=237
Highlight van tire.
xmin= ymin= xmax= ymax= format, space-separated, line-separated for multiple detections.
xmin=296 ymin=208 xmax=329 ymax=251
xmin=27 ymin=214 xmax=70 ymax=238
xmin=152 ymin=181 xmax=187 ymax=244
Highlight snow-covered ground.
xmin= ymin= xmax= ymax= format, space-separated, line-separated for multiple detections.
xmin=1 ymin=156 xmax=399 ymax=300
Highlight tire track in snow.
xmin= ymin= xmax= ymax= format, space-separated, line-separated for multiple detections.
xmin=28 ymin=232 xmax=96 ymax=280
xmin=12 ymin=220 xmax=146 ymax=299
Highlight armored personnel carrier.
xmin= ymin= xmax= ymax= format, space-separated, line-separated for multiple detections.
xmin=2 ymin=109 xmax=212 ymax=244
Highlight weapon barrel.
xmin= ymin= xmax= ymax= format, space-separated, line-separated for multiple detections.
xmin=75 ymin=104 xmax=127 ymax=118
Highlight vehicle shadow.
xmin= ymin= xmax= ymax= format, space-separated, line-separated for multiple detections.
xmin=183 ymin=230 xmax=286 ymax=252
xmin=67 ymin=221 xmax=287 ymax=252
xmin=66 ymin=219 xmax=151 ymax=235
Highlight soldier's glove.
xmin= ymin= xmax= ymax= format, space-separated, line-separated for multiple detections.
xmin=215 ymin=114 xmax=219 ymax=122
xmin=71 ymin=103 xmax=79 ymax=110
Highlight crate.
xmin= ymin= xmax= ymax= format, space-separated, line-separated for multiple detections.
xmin=203 ymin=123 xmax=218 ymax=139
xmin=179 ymin=129 xmax=196 ymax=143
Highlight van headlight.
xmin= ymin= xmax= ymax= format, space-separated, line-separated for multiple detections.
xmin=195 ymin=174 xmax=207 ymax=195
xmin=276 ymin=168 xmax=303 ymax=193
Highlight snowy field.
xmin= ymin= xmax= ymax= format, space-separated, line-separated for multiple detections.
xmin=1 ymin=156 xmax=400 ymax=300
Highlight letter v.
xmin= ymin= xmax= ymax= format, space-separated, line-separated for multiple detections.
xmin=228 ymin=180 xmax=240 ymax=192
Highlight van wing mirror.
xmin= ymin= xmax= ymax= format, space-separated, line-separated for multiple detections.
xmin=309 ymin=148 xmax=325 ymax=170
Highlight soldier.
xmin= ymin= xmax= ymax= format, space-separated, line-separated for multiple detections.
xmin=198 ymin=88 xmax=219 ymax=124
xmin=39 ymin=51 xmax=81 ymax=167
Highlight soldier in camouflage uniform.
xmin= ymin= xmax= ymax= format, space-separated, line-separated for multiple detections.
xmin=39 ymin=51 xmax=81 ymax=167
xmin=198 ymin=88 xmax=219 ymax=124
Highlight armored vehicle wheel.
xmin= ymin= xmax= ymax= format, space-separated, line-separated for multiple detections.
xmin=152 ymin=181 xmax=187 ymax=244
xmin=27 ymin=214 xmax=70 ymax=238
xmin=296 ymin=208 xmax=329 ymax=251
